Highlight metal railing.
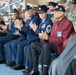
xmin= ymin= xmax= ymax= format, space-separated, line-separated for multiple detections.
xmin=0 ymin=0 xmax=22 ymax=10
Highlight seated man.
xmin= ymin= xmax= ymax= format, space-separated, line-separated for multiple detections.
xmin=49 ymin=0 xmax=76 ymax=75
xmin=0 ymin=9 xmax=20 ymax=64
xmin=27 ymin=5 xmax=74 ymax=75
xmin=49 ymin=32 xmax=76 ymax=75
xmin=4 ymin=5 xmax=40 ymax=69
xmin=47 ymin=2 xmax=57 ymax=21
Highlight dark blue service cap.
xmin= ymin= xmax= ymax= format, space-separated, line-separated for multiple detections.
xmin=12 ymin=9 xmax=19 ymax=13
xmin=48 ymin=2 xmax=57 ymax=7
xmin=24 ymin=5 xmax=32 ymax=12
xmin=72 ymin=0 xmax=76 ymax=4
xmin=54 ymin=5 xmax=66 ymax=12
xmin=38 ymin=5 xmax=49 ymax=13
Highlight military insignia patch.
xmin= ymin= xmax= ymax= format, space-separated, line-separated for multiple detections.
xmin=60 ymin=8 xmax=62 ymax=11
xmin=39 ymin=8 xmax=41 ymax=10
xmin=46 ymin=25 xmax=51 ymax=33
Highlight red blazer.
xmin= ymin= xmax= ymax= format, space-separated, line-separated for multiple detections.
xmin=48 ymin=17 xmax=75 ymax=54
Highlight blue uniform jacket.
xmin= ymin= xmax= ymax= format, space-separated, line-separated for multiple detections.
xmin=35 ymin=18 xmax=53 ymax=43
xmin=7 ymin=22 xmax=20 ymax=38
xmin=19 ymin=15 xmax=40 ymax=43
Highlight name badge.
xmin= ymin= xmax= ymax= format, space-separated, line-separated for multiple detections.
xmin=57 ymin=31 xmax=62 ymax=37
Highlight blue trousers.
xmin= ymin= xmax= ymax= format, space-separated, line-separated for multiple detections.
xmin=4 ymin=39 xmax=19 ymax=62
xmin=15 ymin=40 xmax=28 ymax=65
xmin=24 ymin=45 xmax=33 ymax=68
xmin=0 ymin=36 xmax=18 ymax=59
xmin=4 ymin=37 xmax=26 ymax=62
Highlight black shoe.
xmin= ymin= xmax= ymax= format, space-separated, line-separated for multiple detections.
xmin=6 ymin=61 xmax=16 ymax=67
xmin=27 ymin=70 xmax=39 ymax=75
xmin=12 ymin=64 xmax=25 ymax=70
xmin=41 ymin=73 xmax=48 ymax=75
xmin=0 ymin=58 xmax=6 ymax=64
xmin=22 ymin=68 xmax=32 ymax=74
xmin=5 ymin=62 xmax=11 ymax=66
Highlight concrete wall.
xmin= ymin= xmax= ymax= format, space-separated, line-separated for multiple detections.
xmin=23 ymin=0 xmax=38 ymax=8
xmin=25 ymin=0 xmax=38 ymax=5
xmin=24 ymin=0 xmax=59 ymax=6
xmin=38 ymin=0 xmax=59 ymax=5
xmin=23 ymin=0 xmax=71 ymax=7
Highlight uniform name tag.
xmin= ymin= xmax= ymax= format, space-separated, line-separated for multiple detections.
xmin=57 ymin=31 xmax=62 ymax=37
